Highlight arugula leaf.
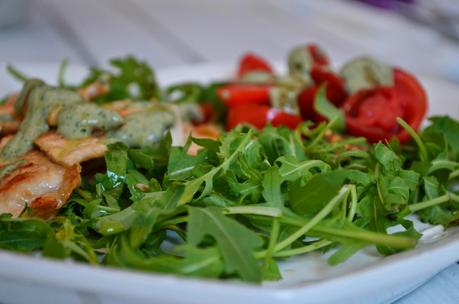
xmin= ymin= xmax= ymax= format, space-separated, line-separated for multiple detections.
xmin=314 ymin=217 xmax=416 ymax=262
xmin=262 ymin=167 xmax=284 ymax=208
xmin=178 ymin=130 xmax=253 ymax=205
xmin=0 ymin=215 xmax=53 ymax=252
xmin=427 ymin=116 xmax=459 ymax=157
xmin=416 ymin=176 xmax=454 ymax=225
xmin=377 ymin=170 xmax=419 ymax=212
xmin=6 ymin=64 xmax=29 ymax=83
xmin=314 ymin=85 xmax=345 ymax=131
xmin=109 ymin=239 xmax=224 ymax=278
xmin=167 ymin=147 xmax=207 ymax=180
xmin=259 ymin=126 xmax=306 ymax=163
xmin=213 ymin=171 xmax=260 ymax=205
xmin=53 ymin=218 xmax=97 ymax=263
xmin=261 ymin=258 xmax=282 ymax=281
xmin=125 ymin=170 xmax=150 ymax=201
xmin=289 ymin=170 xmax=352 ymax=215
xmin=165 ymin=82 xmax=203 ymax=104
xmin=277 ymin=156 xmax=330 ymax=182
xmin=188 ymin=207 xmax=263 ymax=282
xmin=191 ymin=137 xmax=221 ymax=154
xmin=128 ymin=208 xmax=160 ymax=249
xmin=104 ymin=144 xmax=129 ymax=187
xmin=128 ymin=149 xmax=155 ymax=171
xmin=94 ymin=205 xmax=139 ymax=236
xmin=80 ymin=56 xmax=160 ymax=103
xmin=374 ymin=143 xmax=402 ymax=173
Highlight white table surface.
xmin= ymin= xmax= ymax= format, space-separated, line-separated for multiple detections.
xmin=1 ymin=0 xmax=459 ymax=303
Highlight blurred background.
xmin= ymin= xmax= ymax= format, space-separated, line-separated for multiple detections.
xmin=1 ymin=0 xmax=459 ymax=83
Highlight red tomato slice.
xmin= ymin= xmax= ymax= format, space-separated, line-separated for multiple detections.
xmin=342 ymin=68 xmax=428 ymax=143
xmin=226 ymin=104 xmax=270 ymax=130
xmin=269 ymin=109 xmax=304 ymax=129
xmin=393 ymin=68 xmax=428 ymax=143
xmin=237 ymin=53 xmax=273 ymax=78
xmin=343 ymin=87 xmax=405 ymax=142
xmin=307 ymin=44 xmax=330 ymax=67
xmin=217 ymin=84 xmax=271 ymax=107
xmin=297 ymin=86 xmax=346 ymax=124
xmin=297 ymin=86 xmax=325 ymax=122
xmin=310 ymin=67 xmax=347 ymax=106
xmin=226 ymin=104 xmax=303 ymax=130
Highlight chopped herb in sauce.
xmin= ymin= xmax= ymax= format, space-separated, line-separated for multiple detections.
xmin=57 ymin=103 xmax=123 ymax=139
xmin=108 ymin=105 xmax=176 ymax=147
xmin=1 ymin=83 xmax=83 ymax=159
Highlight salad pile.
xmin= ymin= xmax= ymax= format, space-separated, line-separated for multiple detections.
xmin=0 ymin=44 xmax=459 ymax=283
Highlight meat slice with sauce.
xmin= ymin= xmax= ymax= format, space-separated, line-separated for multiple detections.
xmin=35 ymin=132 xmax=106 ymax=167
xmin=0 ymin=94 xmax=21 ymax=135
xmin=0 ymin=151 xmax=81 ymax=218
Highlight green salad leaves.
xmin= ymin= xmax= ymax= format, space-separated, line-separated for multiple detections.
xmin=79 ymin=56 xmax=161 ymax=102
xmin=2 ymin=115 xmax=459 ymax=283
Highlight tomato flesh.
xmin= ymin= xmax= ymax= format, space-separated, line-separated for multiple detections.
xmin=393 ymin=68 xmax=428 ymax=142
xmin=226 ymin=104 xmax=303 ymax=130
xmin=297 ymin=70 xmax=347 ymax=123
xmin=310 ymin=67 xmax=347 ymax=106
xmin=307 ymin=44 xmax=329 ymax=66
xmin=237 ymin=53 xmax=273 ymax=78
xmin=226 ymin=104 xmax=269 ymax=130
xmin=354 ymin=89 xmax=403 ymax=131
xmin=270 ymin=110 xmax=303 ymax=129
xmin=217 ymin=84 xmax=271 ymax=107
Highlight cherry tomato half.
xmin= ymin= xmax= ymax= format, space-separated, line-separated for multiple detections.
xmin=393 ymin=68 xmax=428 ymax=143
xmin=307 ymin=44 xmax=330 ymax=67
xmin=297 ymin=86 xmax=323 ymax=122
xmin=227 ymin=104 xmax=270 ymax=130
xmin=217 ymin=84 xmax=271 ymax=107
xmin=226 ymin=104 xmax=302 ymax=130
xmin=237 ymin=53 xmax=273 ymax=78
xmin=270 ymin=109 xmax=304 ymax=129
xmin=310 ymin=67 xmax=347 ymax=106
xmin=343 ymin=87 xmax=405 ymax=142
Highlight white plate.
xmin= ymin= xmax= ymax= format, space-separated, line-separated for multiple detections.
xmin=1 ymin=62 xmax=459 ymax=304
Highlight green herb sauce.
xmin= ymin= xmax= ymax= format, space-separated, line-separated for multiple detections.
xmin=14 ymin=78 xmax=45 ymax=114
xmin=108 ymin=105 xmax=176 ymax=147
xmin=340 ymin=57 xmax=393 ymax=94
xmin=287 ymin=46 xmax=314 ymax=82
xmin=57 ymin=103 xmax=123 ymax=139
xmin=0 ymin=114 xmax=15 ymax=122
xmin=1 ymin=85 xmax=83 ymax=159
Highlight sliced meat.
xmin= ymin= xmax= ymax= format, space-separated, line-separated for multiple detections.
xmin=0 ymin=94 xmax=17 ymax=117
xmin=34 ymin=132 xmax=107 ymax=167
xmin=0 ymin=121 xmax=21 ymax=134
xmin=102 ymin=99 xmax=149 ymax=117
xmin=0 ymin=135 xmax=13 ymax=151
xmin=78 ymin=80 xmax=109 ymax=100
xmin=0 ymin=151 xmax=81 ymax=218
xmin=188 ymin=123 xmax=221 ymax=139
xmin=0 ymin=94 xmax=21 ymax=135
